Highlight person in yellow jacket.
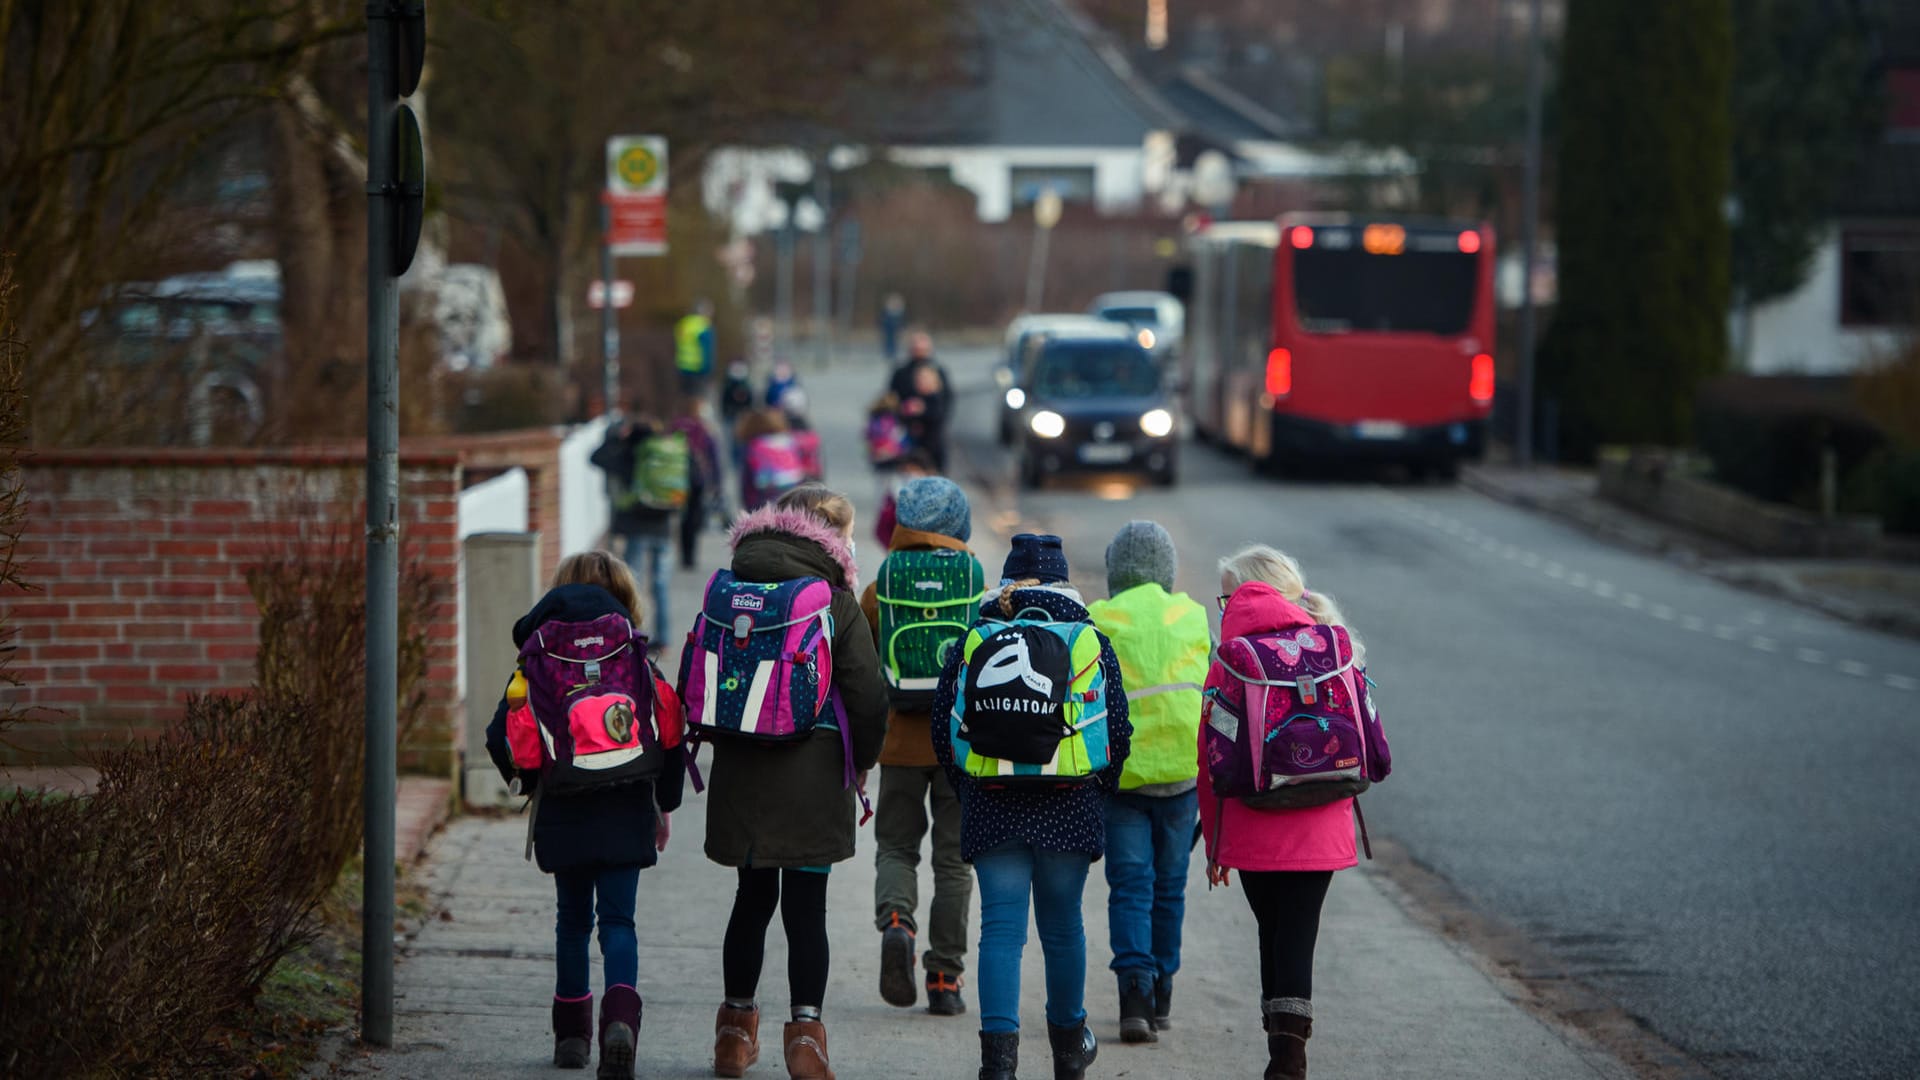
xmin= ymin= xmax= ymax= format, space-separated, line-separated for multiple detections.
xmin=858 ymin=476 xmax=984 ymax=1019
xmin=674 ymin=299 xmax=715 ymax=395
xmin=1086 ymin=521 xmax=1211 ymax=1046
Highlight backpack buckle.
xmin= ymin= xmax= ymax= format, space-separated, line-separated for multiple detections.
xmin=585 ymin=660 xmax=601 ymax=684
xmin=1296 ymin=676 xmax=1317 ymax=705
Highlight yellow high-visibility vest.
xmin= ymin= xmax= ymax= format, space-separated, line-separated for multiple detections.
xmin=1088 ymin=584 xmax=1211 ymax=790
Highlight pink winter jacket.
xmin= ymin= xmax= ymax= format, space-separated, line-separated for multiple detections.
xmin=1197 ymin=582 xmax=1359 ymax=873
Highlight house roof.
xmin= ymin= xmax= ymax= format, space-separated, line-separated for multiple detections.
xmin=878 ymin=0 xmax=1184 ymax=148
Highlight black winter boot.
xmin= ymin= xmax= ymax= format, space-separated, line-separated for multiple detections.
xmin=597 ymin=984 xmax=641 ymax=1080
xmin=1152 ymin=976 xmax=1174 ymax=1030
xmin=978 ymin=1031 xmax=1019 ymax=1080
xmin=1263 ymin=998 xmax=1312 ymax=1080
xmin=1045 ymin=1020 xmax=1097 ymax=1080
xmin=552 ymin=994 xmax=593 ymax=1069
xmin=1118 ymin=981 xmax=1157 ymax=1044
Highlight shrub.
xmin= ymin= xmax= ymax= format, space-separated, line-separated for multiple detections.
xmin=0 ymin=257 xmax=27 ymax=732
xmin=1694 ymin=374 xmax=1887 ymax=511
xmin=0 ymin=696 xmax=334 ymax=1077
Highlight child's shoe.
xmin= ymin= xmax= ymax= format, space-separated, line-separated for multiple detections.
xmin=714 ymin=1003 xmax=760 ymax=1078
xmin=1263 ymin=999 xmax=1312 ymax=1080
xmin=552 ymin=994 xmax=593 ymax=1069
xmin=978 ymin=1031 xmax=1018 ymax=1080
xmin=925 ymin=971 xmax=966 ymax=1016
xmin=597 ymin=985 xmax=641 ymax=1080
xmin=878 ymin=912 xmax=917 ymax=1007
xmin=782 ymin=1019 xmax=835 ymax=1080
xmin=1118 ymin=981 xmax=1156 ymax=1043
xmin=1046 ymin=1020 xmax=1097 ymax=1080
xmin=1152 ymin=976 xmax=1174 ymax=1030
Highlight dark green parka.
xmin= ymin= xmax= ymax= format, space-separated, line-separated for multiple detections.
xmin=701 ymin=505 xmax=889 ymax=868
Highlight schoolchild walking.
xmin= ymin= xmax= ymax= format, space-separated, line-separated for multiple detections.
xmin=484 ymin=551 xmax=687 ymax=1079
xmin=1199 ymin=545 xmax=1391 ymax=1080
xmin=859 ymin=477 xmax=986 ymax=1016
xmin=1085 ymin=522 xmax=1211 ymax=1043
xmin=932 ymin=534 xmax=1133 ymax=1080
xmin=679 ymin=485 xmax=889 ymax=1080
xmin=591 ymin=413 xmax=684 ymax=642
xmin=670 ymin=396 xmax=724 ymax=570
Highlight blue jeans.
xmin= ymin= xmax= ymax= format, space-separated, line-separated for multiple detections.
xmin=1104 ymin=789 xmax=1199 ymax=994
xmin=620 ymin=532 xmax=672 ymax=642
xmin=974 ymin=841 xmax=1092 ymax=1034
xmin=554 ymin=864 xmax=642 ymax=998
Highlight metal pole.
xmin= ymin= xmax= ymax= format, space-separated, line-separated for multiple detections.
xmin=812 ymin=166 xmax=832 ymax=369
xmin=775 ymin=223 xmax=794 ymax=361
xmin=362 ymin=1 xmax=399 ymax=1049
xmin=600 ymin=201 xmax=619 ymax=415
xmin=1024 ymin=225 xmax=1052 ymax=312
xmin=1514 ymin=0 xmax=1545 ymax=468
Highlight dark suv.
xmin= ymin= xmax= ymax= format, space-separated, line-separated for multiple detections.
xmin=1011 ymin=332 xmax=1179 ymax=488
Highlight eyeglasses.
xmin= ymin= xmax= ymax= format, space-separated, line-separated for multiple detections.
xmin=1216 ymin=593 xmax=1232 ymax=612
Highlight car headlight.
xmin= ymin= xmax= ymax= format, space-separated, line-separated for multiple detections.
xmin=1005 ymin=387 xmax=1026 ymax=410
xmin=1137 ymin=328 xmax=1156 ymax=350
xmin=1029 ymin=410 xmax=1066 ymax=439
xmin=1140 ymin=408 xmax=1174 ymax=438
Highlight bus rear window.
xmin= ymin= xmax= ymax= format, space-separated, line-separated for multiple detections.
xmin=1291 ymin=249 xmax=1478 ymax=334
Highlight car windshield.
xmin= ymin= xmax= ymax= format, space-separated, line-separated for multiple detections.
xmin=1031 ymin=346 xmax=1159 ymax=398
xmin=1097 ymin=306 xmax=1161 ymax=327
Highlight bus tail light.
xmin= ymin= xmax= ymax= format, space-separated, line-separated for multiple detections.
xmin=1266 ymin=348 xmax=1293 ymax=398
xmin=1458 ymin=230 xmax=1482 ymax=254
xmin=1289 ymin=226 xmax=1314 ymax=249
xmin=1469 ymin=353 xmax=1495 ymax=403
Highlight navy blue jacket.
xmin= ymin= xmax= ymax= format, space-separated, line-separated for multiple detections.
xmin=485 ymin=584 xmax=686 ymax=873
xmin=931 ymin=585 xmax=1132 ymax=862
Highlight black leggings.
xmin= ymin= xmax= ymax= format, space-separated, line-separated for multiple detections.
xmin=722 ymin=868 xmax=831 ymax=1008
xmin=1240 ymin=870 xmax=1333 ymax=1001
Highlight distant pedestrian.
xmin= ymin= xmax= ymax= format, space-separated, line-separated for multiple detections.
xmin=676 ymin=299 xmax=717 ymax=396
xmin=932 ymin=534 xmax=1133 ymax=1080
xmin=887 ymin=332 xmax=952 ymax=472
xmin=872 ymin=448 xmax=938 ymax=549
xmin=719 ymin=360 xmax=756 ymax=466
xmin=879 ymin=292 xmax=907 ymax=362
xmin=669 ymin=397 xmax=723 ymax=570
xmin=691 ymin=485 xmax=889 ymax=1080
xmin=860 ymin=477 xmax=986 ymax=1019
xmin=483 ymin=551 xmax=686 ymax=1079
xmin=1200 ymin=544 xmax=1389 ymax=1080
xmin=591 ymin=412 xmax=680 ymax=642
xmin=766 ymin=360 xmax=800 ymax=413
xmin=735 ymin=408 xmax=818 ymax=513
xmin=1087 ymin=522 xmax=1211 ymax=1044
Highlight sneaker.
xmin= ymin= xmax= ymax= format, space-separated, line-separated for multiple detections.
xmin=879 ymin=912 xmax=917 ymax=1008
xmin=1153 ymin=977 xmax=1174 ymax=1030
xmin=925 ymin=971 xmax=967 ymax=1016
xmin=1119 ymin=983 xmax=1157 ymax=1044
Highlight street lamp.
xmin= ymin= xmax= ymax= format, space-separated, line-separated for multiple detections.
xmin=1025 ymin=187 xmax=1063 ymax=312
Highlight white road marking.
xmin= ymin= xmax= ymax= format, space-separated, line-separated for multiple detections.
xmin=1887 ymin=674 xmax=1918 ymax=692
xmin=1622 ymin=594 xmax=1645 ymax=609
xmin=1593 ymin=582 xmax=1616 ymax=598
xmin=1715 ymin=625 xmax=1742 ymax=640
xmin=1838 ymin=660 xmax=1871 ymax=678
xmin=1650 ymin=605 xmax=1676 ymax=621
xmin=1520 ymin=553 xmax=1541 ymax=567
xmin=1750 ymin=636 xmax=1778 ymax=652
xmin=1546 ymin=565 xmax=1566 ymax=579
xmin=1681 ymin=615 xmax=1706 ymax=631
xmin=1568 ymin=572 xmax=1590 ymax=588
xmin=1796 ymin=647 xmax=1827 ymax=664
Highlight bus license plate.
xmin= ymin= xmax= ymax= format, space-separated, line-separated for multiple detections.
xmin=1080 ymin=444 xmax=1133 ymax=464
xmin=1354 ymin=420 xmax=1407 ymax=440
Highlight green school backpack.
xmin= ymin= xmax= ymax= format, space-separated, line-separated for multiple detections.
xmin=875 ymin=548 xmax=985 ymax=710
xmin=621 ymin=432 xmax=690 ymax=511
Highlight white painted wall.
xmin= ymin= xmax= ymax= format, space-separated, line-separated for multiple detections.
xmin=559 ymin=416 xmax=614 ymax=557
xmin=1744 ymin=229 xmax=1913 ymax=375
xmin=887 ymin=145 xmax=1147 ymax=222
xmin=456 ymin=467 xmax=529 ymax=539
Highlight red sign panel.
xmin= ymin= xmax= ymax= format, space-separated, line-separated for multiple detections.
xmin=604 ymin=191 xmax=666 ymax=257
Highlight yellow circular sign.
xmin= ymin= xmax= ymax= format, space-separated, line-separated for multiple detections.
xmin=617 ymin=145 xmax=659 ymax=188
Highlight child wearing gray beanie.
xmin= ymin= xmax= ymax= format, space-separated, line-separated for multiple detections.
xmin=1087 ymin=518 xmax=1211 ymax=1044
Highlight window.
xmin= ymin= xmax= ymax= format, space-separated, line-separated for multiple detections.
xmin=1032 ymin=346 xmax=1159 ymax=398
xmin=1840 ymin=229 xmax=1920 ymax=328
xmin=1010 ymin=166 xmax=1095 ymax=206
xmin=1291 ymin=249 xmax=1479 ymax=334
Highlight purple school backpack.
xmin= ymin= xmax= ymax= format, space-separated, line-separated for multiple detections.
xmin=677 ymin=570 xmax=871 ymax=820
xmin=514 ymin=613 xmax=670 ymax=797
xmin=1202 ymin=624 xmax=1390 ymax=811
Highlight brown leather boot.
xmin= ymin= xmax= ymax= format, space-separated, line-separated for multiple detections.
xmin=713 ymin=1003 xmax=760 ymax=1078
xmin=781 ymin=1019 xmax=835 ymax=1080
xmin=1263 ymin=1005 xmax=1312 ymax=1080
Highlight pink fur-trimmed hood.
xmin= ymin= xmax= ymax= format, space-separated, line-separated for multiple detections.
xmin=728 ymin=504 xmax=860 ymax=591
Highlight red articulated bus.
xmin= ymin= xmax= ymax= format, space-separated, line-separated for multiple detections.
xmin=1185 ymin=214 xmax=1496 ymax=478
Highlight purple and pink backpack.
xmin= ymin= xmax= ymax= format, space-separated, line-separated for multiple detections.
xmin=508 ymin=613 xmax=681 ymax=797
xmin=742 ymin=433 xmax=808 ymax=510
xmin=1202 ymin=624 xmax=1390 ymax=812
xmin=677 ymin=570 xmax=870 ymax=818
xmin=865 ymin=412 xmax=910 ymax=465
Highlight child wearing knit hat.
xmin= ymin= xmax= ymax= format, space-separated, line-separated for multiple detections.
xmin=1086 ymin=521 xmax=1212 ymax=1044
xmin=859 ymin=475 xmax=985 ymax=1019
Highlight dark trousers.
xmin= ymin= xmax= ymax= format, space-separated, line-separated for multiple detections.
xmin=679 ymin=484 xmax=705 ymax=569
xmin=1240 ymin=870 xmax=1333 ymax=1000
xmin=554 ymin=864 xmax=642 ymax=998
xmin=872 ymin=764 xmax=971 ymax=975
xmin=722 ymin=867 xmax=831 ymax=1009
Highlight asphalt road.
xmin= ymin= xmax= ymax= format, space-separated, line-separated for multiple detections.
xmin=906 ymin=345 xmax=1920 ymax=1080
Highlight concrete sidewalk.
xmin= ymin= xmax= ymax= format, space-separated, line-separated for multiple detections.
xmin=333 ymin=359 xmax=1633 ymax=1079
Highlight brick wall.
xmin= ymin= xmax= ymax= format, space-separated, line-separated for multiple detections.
xmin=413 ymin=428 xmax=566 ymax=581
xmin=2 ymin=448 xmax=464 ymax=771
